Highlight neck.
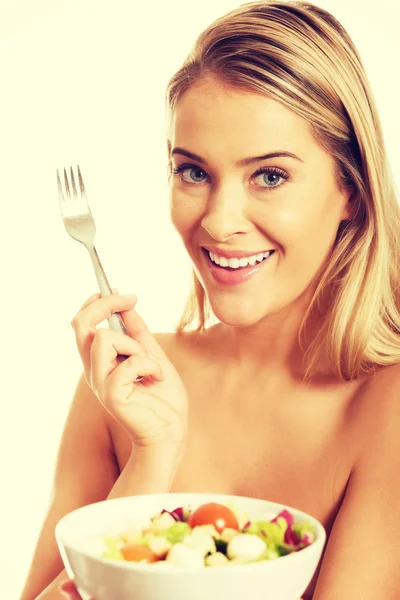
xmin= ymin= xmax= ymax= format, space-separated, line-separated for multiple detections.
xmin=218 ymin=289 xmax=321 ymax=381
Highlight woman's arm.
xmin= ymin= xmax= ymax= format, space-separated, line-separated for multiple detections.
xmin=21 ymin=293 xmax=188 ymax=600
xmin=20 ymin=373 xmax=181 ymax=600
xmin=19 ymin=374 xmax=119 ymax=600
xmin=313 ymin=366 xmax=400 ymax=599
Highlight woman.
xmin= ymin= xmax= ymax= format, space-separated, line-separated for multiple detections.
xmin=21 ymin=1 xmax=400 ymax=599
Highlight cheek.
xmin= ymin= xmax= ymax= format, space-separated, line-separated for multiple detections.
xmin=169 ymin=189 xmax=204 ymax=237
xmin=257 ymin=204 xmax=312 ymax=254
xmin=261 ymin=193 xmax=341 ymax=264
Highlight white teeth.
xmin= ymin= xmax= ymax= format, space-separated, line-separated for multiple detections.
xmin=208 ymin=250 xmax=273 ymax=268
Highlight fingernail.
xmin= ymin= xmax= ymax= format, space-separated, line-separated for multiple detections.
xmin=122 ymin=294 xmax=137 ymax=301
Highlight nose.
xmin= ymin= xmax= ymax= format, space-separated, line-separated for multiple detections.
xmin=200 ymin=186 xmax=253 ymax=241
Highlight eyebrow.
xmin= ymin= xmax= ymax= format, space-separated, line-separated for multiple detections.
xmin=171 ymin=147 xmax=304 ymax=165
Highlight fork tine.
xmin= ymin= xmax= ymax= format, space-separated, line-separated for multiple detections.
xmin=77 ymin=165 xmax=87 ymax=199
xmin=63 ymin=168 xmax=71 ymax=200
xmin=57 ymin=170 xmax=65 ymax=203
xmin=70 ymin=166 xmax=78 ymax=199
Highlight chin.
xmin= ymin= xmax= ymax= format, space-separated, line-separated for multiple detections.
xmin=208 ymin=300 xmax=272 ymax=328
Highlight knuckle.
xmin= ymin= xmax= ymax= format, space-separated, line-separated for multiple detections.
xmin=126 ymin=354 xmax=140 ymax=367
xmin=71 ymin=315 xmax=88 ymax=336
xmin=105 ymin=294 xmax=118 ymax=308
xmin=130 ymin=342 xmax=145 ymax=357
xmin=93 ymin=327 xmax=109 ymax=343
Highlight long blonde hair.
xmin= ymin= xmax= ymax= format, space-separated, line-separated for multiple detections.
xmin=165 ymin=0 xmax=400 ymax=380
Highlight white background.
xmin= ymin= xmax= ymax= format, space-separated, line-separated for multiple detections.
xmin=1 ymin=0 xmax=398 ymax=597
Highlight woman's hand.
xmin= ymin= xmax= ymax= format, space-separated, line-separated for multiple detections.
xmin=71 ymin=293 xmax=188 ymax=452
xmin=59 ymin=580 xmax=88 ymax=599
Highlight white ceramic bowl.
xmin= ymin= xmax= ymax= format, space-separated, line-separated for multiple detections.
xmin=56 ymin=493 xmax=326 ymax=600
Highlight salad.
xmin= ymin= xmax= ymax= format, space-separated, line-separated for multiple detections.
xmin=102 ymin=502 xmax=316 ymax=568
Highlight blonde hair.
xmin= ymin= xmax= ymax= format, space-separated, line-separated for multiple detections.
xmin=165 ymin=0 xmax=400 ymax=380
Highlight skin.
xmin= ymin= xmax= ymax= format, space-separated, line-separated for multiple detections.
xmin=21 ymin=78 xmax=400 ymax=600
xmin=59 ymin=581 xmax=86 ymax=600
xmin=168 ymin=78 xmax=351 ymax=344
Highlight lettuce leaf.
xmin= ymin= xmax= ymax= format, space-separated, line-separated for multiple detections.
xmin=157 ymin=521 xmax=191 ymax=544
xmin=102 ymin=537 xmax=124 ymax=560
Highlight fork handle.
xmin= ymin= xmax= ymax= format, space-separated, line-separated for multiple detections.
xmin=87 ymin=244 xmax=128 ymax=337
xmin=87 ymin=245 xmax=143 ymax=378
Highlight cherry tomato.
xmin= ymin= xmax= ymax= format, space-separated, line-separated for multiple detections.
xmin=120 ymin=544 xmax=157 ymax=563
xmin=187 ymin=503 xmax=239 ymax=533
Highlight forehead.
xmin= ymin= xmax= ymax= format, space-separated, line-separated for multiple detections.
xmin=169 ymin=78 xmax=313 ymax=157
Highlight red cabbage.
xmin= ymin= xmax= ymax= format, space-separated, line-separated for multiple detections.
xmin=161 ymin=506 xmax=190 ymax=522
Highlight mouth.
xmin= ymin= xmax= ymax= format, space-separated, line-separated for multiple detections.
xmin=202 ymin=248 xmax=275 ymax=270
xmin=201 ymin=247 xmax=276 ymax=286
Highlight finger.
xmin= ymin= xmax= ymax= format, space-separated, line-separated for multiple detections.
xmin=90 ymin=328 xmax=149 ymax=393
xmin=121 ymin=307 xmax=168 ymax=361
xmin=72 ymin=291 xmax=130 ymax=329
xmin=72 ymin=294 xmax=138 ymax=364
xmin=101 ymin=354 xmax=165 ymax=409
xmin=59 ymin=580 xmax=84 ymax=600
xmin=73 ymin=288 xmax=119 ymax=321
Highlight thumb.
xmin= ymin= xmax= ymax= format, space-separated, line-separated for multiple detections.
xmin=121 ymin=305 xmax=168 ymax=361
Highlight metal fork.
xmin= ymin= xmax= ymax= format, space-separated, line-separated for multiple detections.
xmin=57 ymin=166 xmax=131 ymax=364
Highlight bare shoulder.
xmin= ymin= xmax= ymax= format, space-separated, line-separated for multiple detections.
xmin=363 ymin=361 xmax=400 ymax=409
xmin=154 ymin=326 xmax=220 ymax=364
xmin=369 ymin=360 xmax=400 ymax=386
xmin=355 ymin=362 xmax=400 ymax=460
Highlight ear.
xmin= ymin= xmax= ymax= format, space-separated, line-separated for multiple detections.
xmin=340 ymin=184 xmax=356 ymax=221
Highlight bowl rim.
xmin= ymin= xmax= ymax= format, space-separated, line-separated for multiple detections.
xmin=55 ymin=492 xmax=326 ymax=574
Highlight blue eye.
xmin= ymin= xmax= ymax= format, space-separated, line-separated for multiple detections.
xmin=252 ymin=167 xmax=289 ymax=189
xmin=172 ymin=165 xmax=208 ymax=184
xmin=171 ymin=163 xmax=289 ymax=191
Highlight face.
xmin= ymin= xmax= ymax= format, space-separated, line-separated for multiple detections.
xmin=168 ymin=77 xmax=352 ymax=327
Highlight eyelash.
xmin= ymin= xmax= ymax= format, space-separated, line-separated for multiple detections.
xmin=171 ymin=163 xmax=290 ymax=191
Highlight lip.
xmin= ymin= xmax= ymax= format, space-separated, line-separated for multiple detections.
xmin=202 ymin=246 xmax=274 ymax=260
xmin=201 ymin=248 xmax=275 ymax=286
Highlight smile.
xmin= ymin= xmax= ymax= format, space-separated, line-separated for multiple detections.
xmin=208 ymin=249 xmax=274 ymax=269
xmin=201 ymin=248 xmax=276 ymax=286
